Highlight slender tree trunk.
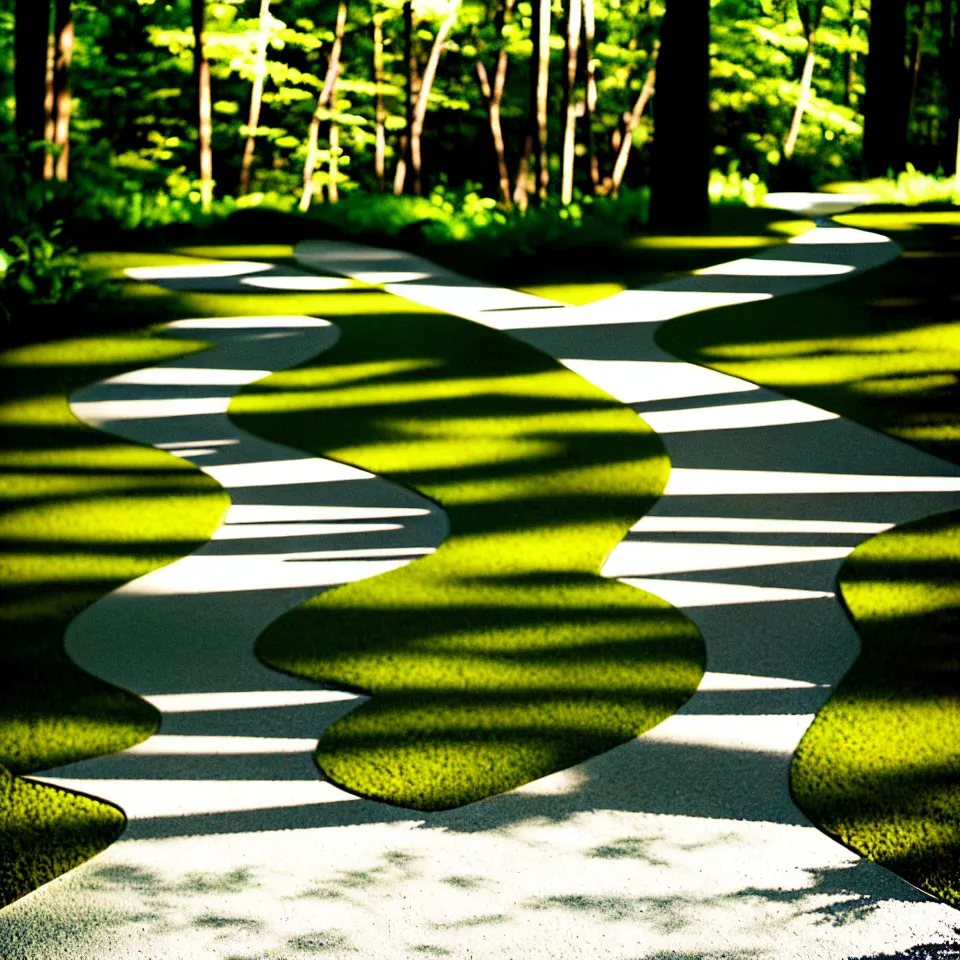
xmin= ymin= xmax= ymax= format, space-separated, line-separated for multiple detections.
xmin=650 ymin=0 xmax=710 ymax=229
xmin=610 ymin=52 xmax=656 ymax=196
xmin=476 ymin=0 xmax=514 ymax=207
xmin=394 ymin=0 xmax=417 ymax=195
xmin=43 ymin=29 xmax=55 ymax=180
xmin=513 ymin=133 xmax=533 ymax=209
xmin=783 ymin=37 xmax=817 ymax=158
xmin=15 ymin=0 xmax=50 ymax=178
xmin=948 ymin=0 xmax=960 ymax=176
xmin=410 ymin=7 xmax=457 ymax=196
xmin=50 ymin=0 xmax=73 ymax=181
xmin=191 ymin=0 xmax=214 ymax=212
xmin=908 ymin=1 xmax=929 ymax=133
xmin=239 ymin=0 xmax=271 ymax=196
xmin=300 ymin=0 xmax=347 ymax=211
xmin=373 ymin=9 xmax=386 ymax=191
xmin=862 ymin=0 xmax=909 ymax=177
xmin=560 ymin=0 xmax=582 ymax=204
xmin=328 ymin=123 xmax=340 ymax=203
xmin=580 ymin=0 xmax=598 ymax=191
xmin=529 ymin=0 xmax=551 ymax=201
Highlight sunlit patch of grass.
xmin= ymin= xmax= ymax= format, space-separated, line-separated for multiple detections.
xmin=0 ymin=770 xmax=125 ymax=907
xmin=0 ymin=329 xmax=229 ymax=906
xmin=793 ymin=510 xmax=960 ymax=908
xmin=656 ymin=212 xmax=959 ymax=906
xmin=625 ymin=235 xmax=789 ymax=249
xmin=173 ymin=244 xmax=296 ymax=259
xmin=231 ymin=294 xmax=703 ymax=811
xmin=518 ymin=283 xmax=626 ymax=306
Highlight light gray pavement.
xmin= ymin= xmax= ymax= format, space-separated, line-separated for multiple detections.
xmin=2 ymin=211 xmax=960 ymax=959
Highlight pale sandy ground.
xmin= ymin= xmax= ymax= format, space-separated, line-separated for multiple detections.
xmin=2 ymin=206 xmax=959 ymax=959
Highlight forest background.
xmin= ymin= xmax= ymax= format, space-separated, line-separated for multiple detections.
xmin=1 ymin=0 xmax=959 ymax=277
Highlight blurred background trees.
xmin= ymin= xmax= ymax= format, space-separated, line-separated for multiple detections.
xmin=1 ymin=0 xmax=957 ymax=234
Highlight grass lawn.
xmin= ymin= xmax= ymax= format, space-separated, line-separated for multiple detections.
xmin=0 ymin=324 xmax=229 ymax=906
xmin=230 ymin=289 xmax=704 ymax=810
xmin=656 ymin=209 xmax=960 ymax=907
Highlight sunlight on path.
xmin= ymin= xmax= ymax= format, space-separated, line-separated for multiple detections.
xmin=3 ymin=210 xmax=960 ymax=959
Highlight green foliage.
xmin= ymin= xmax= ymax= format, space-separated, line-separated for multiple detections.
xmin=0 ymin=222 xmax=86 ymax=310
xmin=231 ymin=287 xmax=703 ymax=810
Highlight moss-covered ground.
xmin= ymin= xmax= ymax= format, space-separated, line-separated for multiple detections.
xmin=656 ymin=209 xmax=960 ymax=907
xmin=230 ymin=291 xmax=704 ymax=810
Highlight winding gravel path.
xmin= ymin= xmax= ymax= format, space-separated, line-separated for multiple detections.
xmin=2 ymin=213 xmax=960 ymax=959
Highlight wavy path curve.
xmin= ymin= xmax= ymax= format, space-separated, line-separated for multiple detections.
xmin=2 ymin=224 xmax=960 ymax=958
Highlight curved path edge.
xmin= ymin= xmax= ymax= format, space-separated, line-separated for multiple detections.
xmin=2 ymin=229 xmax=959 ymax=958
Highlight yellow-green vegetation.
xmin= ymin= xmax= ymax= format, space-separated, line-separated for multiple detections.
xmin=231 ymin=291 xmax=704 ymax=811
xmin=655 ymin=210 xmax=960 ymax=906
xmin=0 ymin=275 xmax=237 ymax=906
xmin=793 ymin=511 xmax=960 ymax=907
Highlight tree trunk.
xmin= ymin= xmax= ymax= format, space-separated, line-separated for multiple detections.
xmin=907 ymin=2 xmax=928 ymax=131
xmin=529 ymin=0 xmax=551 ymax=201
xmin=239 ymin=0 xmax=271 ymax=196
xmin=300 ymin=0 xmax=347 ymax=211
xmin=50 ymin=0 xmax=73 ymax=182
xmin=476 ymin=0 xmax=514 ymax=208
xmin=649 ymin=0 xmax=710 ymax=229
xmin=513 ymin=133 xmax=533 ymax=209
xmin=610 ymin=52 xmax=656 ymax=196
xmin=862 ymin=0 xmax=909 ymax=177
xmin=560 ymin=0 xmax=582 ymax=204
xmin=191 ymin=0 xmax=213 ymax=213
xmin=580 ymin=0 xmax=598 ymax=191
xmin=373 ymin=9 xmax=386 ymax=191
xmin=15 ymin=0 xmax=50 ymax=178
xmin=394 ymin=0 xmax=417 ymax=195
xmin=328 ymin=123 xmax=340 ymax=203
xmin=783 ymin=37 xmax=817 ymax=159
xmin=947 ymin=0 xmax=960 ymax=177
xmin=410 ymin=7 xmax=457 ymax=197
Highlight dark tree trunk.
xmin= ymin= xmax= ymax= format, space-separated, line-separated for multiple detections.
xmin=649 ymin=0 xmax=710 ymax=229
xmin=944 ymin=0 xmax=959 ymax=175
xmin=14 ymin=0 xmax=50 ymax=177
xmin=862 ymin=0 xmax=909 ymax=177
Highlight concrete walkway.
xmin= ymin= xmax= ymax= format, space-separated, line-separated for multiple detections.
xmin=2 ymin=213 xmax=960 ymax=959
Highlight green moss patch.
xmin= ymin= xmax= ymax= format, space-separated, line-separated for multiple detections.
xmin=793 ymin=510 xmax=960 ymax=907
xmin=0 ymin=316 xmax=232 ymax=905
xmin=231 ymin=292 xmax=703 ymax=810
xmin=655 ymin=212 xmax=960 ymax=906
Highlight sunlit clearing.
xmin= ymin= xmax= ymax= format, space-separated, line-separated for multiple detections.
xmin=694 ymin=258 xmax=854 ymax=277
xmin=560 ymin=358 xmax=758 ymax=404
xmin=143 ymin=690 xmax=361 ymax=712
xmin=767 ymin=219 xmax=817 ymax=236
xmin=641 ymin=398 xmax=838 ymax=434
xmin=788 ymin=227 xmax=891 ymax=245
xmin=212 ymin=521 xmax=403 ymax=539
xmin=630 ymin=516 xmax=892 ymax=535
xmin=641 ymin=714 xmax=815 ymax=754
xmin=124 ymin=261 xmax=273 ymax=280
xmin=71 ymin=396 xmax=232 ymax=423
xmin=666 ymin=467 xmax=960 ymax=495
xmin=167 ymin=315 xmax=334 ymax=329
xmin=835 ymin=211 xmax=960 ymax=230
xmin=123 ymin=549 xmax=433 ymax=595
xmin=0 ymin=336 xmax=209 ymax=367
xmin=620 ymin=577 xmax=834 ymax=607
xmin=604 ymin=541 xmax=854 ymax=577
xmin=700 ymin=672 xmax=826 ymax=690
xmin=626 ymin=235 xmax=787 ymax=249
xmin=534 ymin=289 xmax=772 ymax=330
xmin=31 ymin=778 xmax=356 ymax=818
xmin=224 ymin=504 xmax=430 ymax=522
xmin=850 ymin=375 xmax=957 ymax=396
xmin=204 ymin=457 xmax=373 ymax=487
xmin=361 ymin=270 xmax=436 ymax=284
xmin=240 ymin=275 xmax=354 ymax=291
xmin=174 ymin=245 xmax=295 ymax=259
xmin=104 ymin=366 xmax=272 ymax=386
xmin=762 ymin=192 xmax=876 ymax=217
xmin=126 ymin=735 xmax=316 ymax=755
xmin=519 ymin=283 xmax=626 ymax=306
